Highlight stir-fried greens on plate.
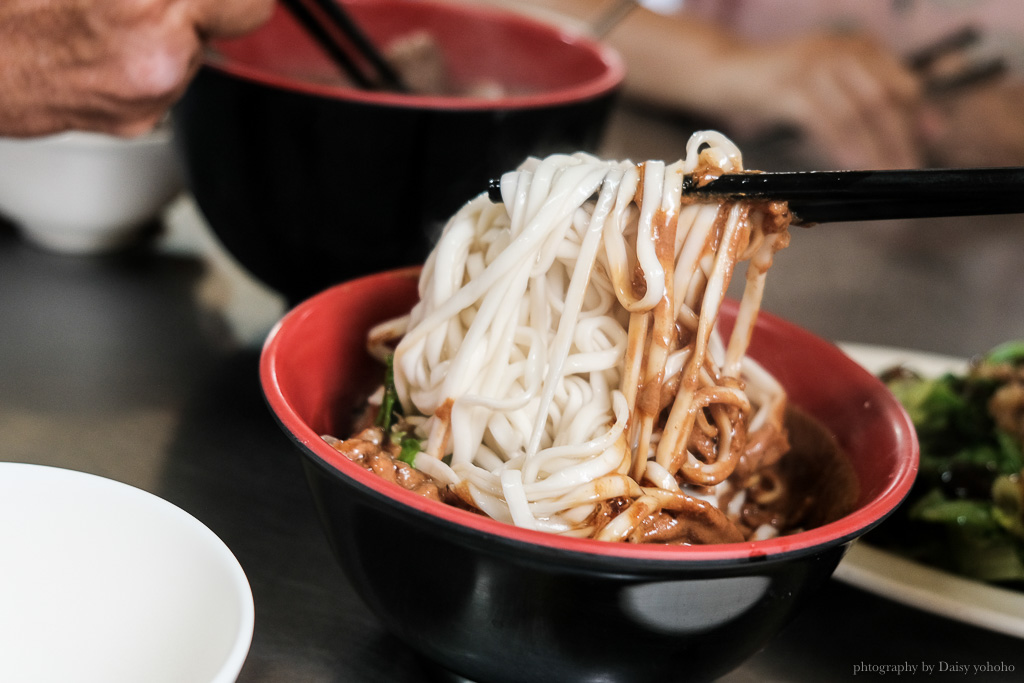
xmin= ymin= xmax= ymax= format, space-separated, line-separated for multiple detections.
xmin=868 ymin=340 xmax=1024 ymax=586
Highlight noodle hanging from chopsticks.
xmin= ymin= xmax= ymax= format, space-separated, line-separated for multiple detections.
xmin=349 ymin=131 xmax=793 ymax=543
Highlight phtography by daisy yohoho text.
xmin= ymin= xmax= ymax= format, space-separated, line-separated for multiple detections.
xmin=852 ymin=661 xmax=1016 ymax=676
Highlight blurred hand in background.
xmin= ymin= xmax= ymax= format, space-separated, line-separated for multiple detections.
xmin=480 ymin=0 xmax=1024 ymax=171
xmin=490 ymin=0 xmax=931 ymax=170
xmin=620 ymin=24 xmax=930 ymax=170
xmin=0 ymin=0 xmax=274 ymax=138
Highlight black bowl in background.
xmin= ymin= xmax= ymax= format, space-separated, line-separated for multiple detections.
xmin=174 ymin=0 xmax=623 ymax=303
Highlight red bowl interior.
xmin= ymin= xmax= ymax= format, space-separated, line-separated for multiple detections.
xmin=206 ymin=0 xmax=624 ymax=110
xmin=261 ymin=268 xmax=919 ymax=563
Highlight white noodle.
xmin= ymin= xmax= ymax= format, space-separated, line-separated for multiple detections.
xmin=378 ymin=131 xmax=791 ymax=540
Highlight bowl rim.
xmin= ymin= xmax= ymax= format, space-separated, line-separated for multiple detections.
xmin=203 ymin=0 xmax=625 ymax=111
xmin=0 ymin=126 xmax=173 ymax=149
xmin=261 ymin=268 xmax=920 ymax=566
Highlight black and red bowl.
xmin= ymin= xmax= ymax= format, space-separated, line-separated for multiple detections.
xmin=174 ymin=0 xmax=624 ymax=303
xmin=260 ymin=268 xmax=919 ymax=683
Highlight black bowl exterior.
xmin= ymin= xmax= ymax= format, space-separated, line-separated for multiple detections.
xmin=299 ymin=451 xmax=846 ymax=683
xmin=173 ymin=66 xmax=618 ymax=303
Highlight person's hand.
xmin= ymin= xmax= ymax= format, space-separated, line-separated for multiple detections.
xmin=717 ymin=34 xmax=927 ymax=170
xmin=0 ymin=0 xmax=274 ymax=138
xmin=593 ymin=3 xmax=932 ymax=171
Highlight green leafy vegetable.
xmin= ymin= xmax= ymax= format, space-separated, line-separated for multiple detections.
xmin=871 ymin=342 xmax=1024 ymax=586
xmin=993 ymin=474 xmax=1024 ymax=540
xmin=986 ymin=340 xmax=1024 ymax=366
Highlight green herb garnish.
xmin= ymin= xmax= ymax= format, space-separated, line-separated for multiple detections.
xmin=375 ymin=354 xmax=401 ymax=431
xmin=374 ymin=356 xmax=421 ymax=465
xmin=398 ymin=435 xmax=423 ymax=465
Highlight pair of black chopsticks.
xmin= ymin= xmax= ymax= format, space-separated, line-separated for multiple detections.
xmin=279 ymin=0 xmax=408 ymax=91
xmin=681 ymin=167 xmax=1024 ymax=225
xmin=487 ymin=166 xmax=1024 ymax=226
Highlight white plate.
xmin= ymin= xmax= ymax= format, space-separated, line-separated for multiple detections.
xmin=834 ymin=343 xmax=1024 ymax=639
xmin=0 ymin=463 xmax=254 ymax=682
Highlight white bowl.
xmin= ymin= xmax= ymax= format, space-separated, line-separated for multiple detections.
xmin=0 ymin=128 xmax=183 ymax=253
xmin=0 ymin=463 xmax=254 ymax=683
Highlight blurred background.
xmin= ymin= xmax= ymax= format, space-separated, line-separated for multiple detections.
xmin=1 ymin=0 xmax=1023 ymax=681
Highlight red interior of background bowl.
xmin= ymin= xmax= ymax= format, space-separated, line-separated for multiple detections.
xmin=207 ymin=0 xmax=624 ymax=108
xmin=262 ymin=268 xmax=918 ymax=563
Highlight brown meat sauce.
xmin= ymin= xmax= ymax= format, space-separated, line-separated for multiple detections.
xmin=324 ymin=405 xmax=857 ymax=545
xmin=323 ymin=427 xmax=445 ymax=501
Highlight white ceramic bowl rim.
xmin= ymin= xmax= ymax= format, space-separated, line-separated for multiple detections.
xmin=0 ymin=463 xmax=254 ymax=683
xmin=2 ymin=127 xmax=174 ymax=148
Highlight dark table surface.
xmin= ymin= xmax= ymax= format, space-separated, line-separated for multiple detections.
xmin=3 ymin=104 xmax=1024 ymax=682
